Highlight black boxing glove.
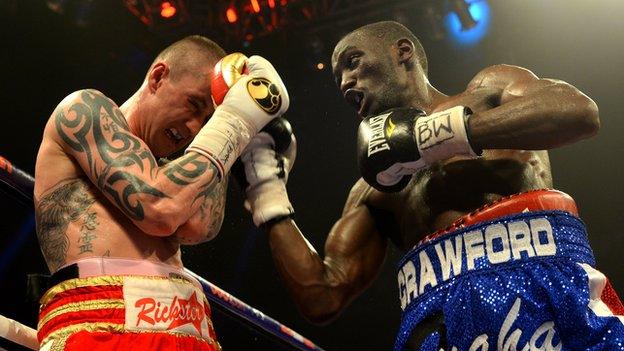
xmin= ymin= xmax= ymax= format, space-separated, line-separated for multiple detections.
xmin=235 ymin=117 xmax=296 ymax=226
xmin=357 ymin=106 xmax=480 ymax=192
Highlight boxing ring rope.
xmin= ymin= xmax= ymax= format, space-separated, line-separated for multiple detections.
xmin=0 ymin=155 xmax=324 ymax=351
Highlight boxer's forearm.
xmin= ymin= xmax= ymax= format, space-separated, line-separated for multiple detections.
xmin=468 ymin=81 xmax=599 ymax=150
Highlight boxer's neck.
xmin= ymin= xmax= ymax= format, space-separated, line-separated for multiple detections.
xmin=119 ymin=85 xmax=147 ymax=138
xmin=406 ymin=82 xmax=447 ymax=114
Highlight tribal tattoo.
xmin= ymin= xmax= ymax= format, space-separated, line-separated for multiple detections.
xmin=164 ymin=153 xmax=209 ymax=185
xmin=36 ymin=180 xmax=96 ymax=270
xmin=49 ymin=89 xmax=226 ymax=241
xmin=53 ymin=90 xmax=217 ymax=221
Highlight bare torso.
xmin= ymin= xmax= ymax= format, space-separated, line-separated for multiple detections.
xmin=34 ymin=125 xmax=182 ymax=273
xmin=365 ymin=91 xmax=553 ymax=251
xmin=265 ymin=62 xmax=598 ymax=323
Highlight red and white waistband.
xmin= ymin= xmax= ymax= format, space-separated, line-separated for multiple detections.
xmin=420 ymin=189 xmax=578 ymax=246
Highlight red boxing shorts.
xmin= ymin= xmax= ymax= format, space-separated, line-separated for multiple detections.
xmin=37 ymin=258 xmax=220 ymax=351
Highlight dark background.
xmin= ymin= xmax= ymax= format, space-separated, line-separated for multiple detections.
xmin=1 ymin=1 xmax=622 ymax=350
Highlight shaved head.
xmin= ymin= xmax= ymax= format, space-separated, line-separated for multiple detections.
xmin=150 ymin=35 xmax=226 ymax=81
xmin=341 ymin=21 xmax=428 ymax=75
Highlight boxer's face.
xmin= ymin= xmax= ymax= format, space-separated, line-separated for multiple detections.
xmin=146 ymin=67 xmax=214 ymax=157
xmin=332 ymin=33 xmax=408 ymax=118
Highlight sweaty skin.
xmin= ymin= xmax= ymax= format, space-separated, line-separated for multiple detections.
xmin=265 ymin=32 xmax=599 ymax=324
xmin=35 ymin=64 xmax=228 ymax=273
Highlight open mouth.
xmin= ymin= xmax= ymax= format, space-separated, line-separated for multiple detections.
xmin=358 ymin=96 xmax=370 ymax=118
xmin=344 ymin=89 xmax=371 ymax=118
xmin=165 ymin=127 xmax=184 ymax=144
xmin=344 ymin=89 xmax=364 ymax=112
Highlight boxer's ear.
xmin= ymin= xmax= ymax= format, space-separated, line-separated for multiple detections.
xmin=396 ymin=38 xmax=415 ymax=65
xmin=148 ymin=62 xmax=169 ymax=93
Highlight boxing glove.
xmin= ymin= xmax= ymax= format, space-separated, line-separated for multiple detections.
xmin=187 ymin=54 xmax=290 ymax=179
xmin=237 ymin=117 xmax=296 ymax=226
xmin=357 ymin=106 xmax=480 ymax=192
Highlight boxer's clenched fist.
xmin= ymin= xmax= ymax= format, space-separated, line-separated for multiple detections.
xmin=235 ymin=117 xmax=296 ymax=226
xmin=187 ymin=53 xmax=290 ymax=178
xmin=358 ymin=106 xmax=480 ymax=192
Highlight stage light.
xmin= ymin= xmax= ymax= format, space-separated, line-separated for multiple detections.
xmin=452 ymin=0 xmax=477 ymax=31
xmin=160 ymin=1 xmax=177 ymax=18
xmin=46 ymin=0 xmax=66 ymax=14
xmin=226 ymin=7 xmax=238 ymax=23
xmin=316 ymin=62 xmax=325 ymax=70
xmin=445 ymin=0 xmax=491 ymax=46
xmin=250 ymin=0 xmax=260 ymax=13
xmin=268 ymin=0 xmax=276 ymax=9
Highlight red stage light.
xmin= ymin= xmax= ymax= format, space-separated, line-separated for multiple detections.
xmin=268 ymin=0 xmax=275 ymax=9
xmin=250 ymin=0 xmax=260 ymax=13
xmin=226 ymin=7 xmax=238 ymax=23
xmin=280 ymin=0 xmax=287 ymax=6
xmin=160 ymin=1 xmax=177 ymax=18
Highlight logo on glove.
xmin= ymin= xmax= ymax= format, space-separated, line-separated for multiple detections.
xmin=247 ymin=78 xmax=282 ymax=114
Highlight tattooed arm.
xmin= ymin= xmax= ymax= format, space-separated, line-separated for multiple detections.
xmin=175 ymin=177 xmax=228 ymax=244
xmin=47 ymin=89 xmax=226 ymax=237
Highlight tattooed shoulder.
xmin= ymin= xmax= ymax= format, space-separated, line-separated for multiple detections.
xmin=52 ymin=88 xmax=166 ymax=221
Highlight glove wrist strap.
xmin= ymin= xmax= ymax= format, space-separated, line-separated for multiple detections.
xmin=414 ymin=105 xmax=481 ymax=164
xmin=186 ymin=107 xmax=254 ymax=179
xmin=247 ymin=180 xmax=294 ymax=227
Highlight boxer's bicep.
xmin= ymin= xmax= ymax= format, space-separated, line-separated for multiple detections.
xmin=468 ymin=65 xmax=599 ymax=149
xmin=265 ymin=181 xmax=387 ymax=323
xmin=325 ymin=204 xmax=388 ymax=296
xmin=324 ymin=180 xmax=388 ymax=296
xmin=500 ymin=78 xmax=562 ymax=104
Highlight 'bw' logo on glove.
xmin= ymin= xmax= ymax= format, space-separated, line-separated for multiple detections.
xmin=416 ymin=112 xmax=454 ymax=150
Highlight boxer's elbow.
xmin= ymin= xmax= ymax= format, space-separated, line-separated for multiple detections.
xmin=177 ymin=213 xmax=223 ymax=244
xmin=136 ymin=199 xmax=185 ymax=236
xmin=296 ymin=284 xmax=350 ymax=325
xmin=299 ymin=298 xmax=344 ymax=326
xmin=555 ymin=84 xmax=600 ymax=139
xmin=303 ymin=311 xmax=340 ymax=326
xmin=574 ymin=96 xmax=600 ymax=138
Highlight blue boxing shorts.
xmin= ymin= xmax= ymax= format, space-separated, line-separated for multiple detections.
xmin=395 ymin=190 xmax=624 ymax=351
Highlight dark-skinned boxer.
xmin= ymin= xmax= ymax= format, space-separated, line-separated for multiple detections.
xmin=236 ymin=21 xmax=624 ymax=350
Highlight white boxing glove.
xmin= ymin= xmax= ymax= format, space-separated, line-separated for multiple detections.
xmin=240 ymin=126 xmax=296 ymax=227
xmin=187 ymin=54 xmax=290 ymax=179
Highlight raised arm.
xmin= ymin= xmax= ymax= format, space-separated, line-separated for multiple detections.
xmin=47 ymin=89 xmax=223 ymax=238
xmin=45 ymin=54 xmax=288 ymax=240
xmin=464 ymin=64 xmax=600 ymax=150
xmin=266 ymin=180 xmax=388 ymax=324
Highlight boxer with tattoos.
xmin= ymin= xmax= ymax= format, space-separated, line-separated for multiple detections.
xmin=33 ymin=36 xmax=289 ymax=350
